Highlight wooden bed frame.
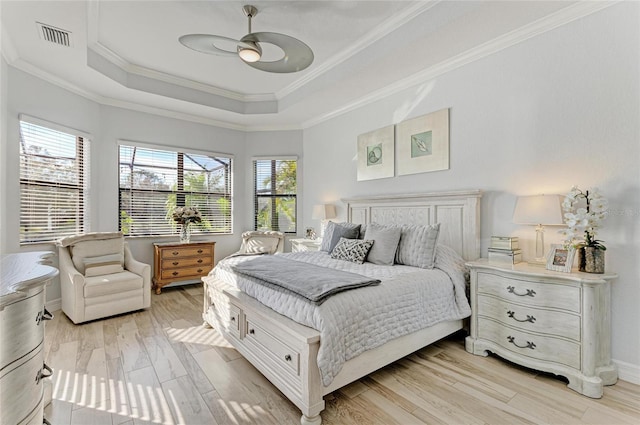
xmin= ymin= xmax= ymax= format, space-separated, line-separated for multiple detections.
xmin=202 ymin=190 xmax=482 ymax=424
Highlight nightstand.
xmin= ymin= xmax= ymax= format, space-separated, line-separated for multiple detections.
xmin=465 ymin=259 xmax=617 ymax=398
xmin=290 ymin=238 xmax=322 ymax=252
xmin=153 ymin=241 xmax=215 ymax=294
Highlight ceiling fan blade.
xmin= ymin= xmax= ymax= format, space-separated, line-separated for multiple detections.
xmin=243 ymin=32 xmax=314 ymax=73
xmin=179 ymin=34 xmax=240 ymax=57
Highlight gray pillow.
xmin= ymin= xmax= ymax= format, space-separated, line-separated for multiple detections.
xmin=363 ymin=223 xmax=402 ymax=265
xmin=395 ymin=223 xmax=441 ymax=269
xmin=320 ymin=222 xmax=361 ymax=253
xmin=330 ymin=238 xmax=374 ymax=264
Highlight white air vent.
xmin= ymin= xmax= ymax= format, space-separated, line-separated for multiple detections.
xmin=36 ymin=22 xmax=72 ymax=47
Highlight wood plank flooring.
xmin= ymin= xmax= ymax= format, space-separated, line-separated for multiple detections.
xmin=44 ymin=284 xmax=640 ymax=425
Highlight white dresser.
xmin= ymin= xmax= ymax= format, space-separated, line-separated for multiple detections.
xmin=465 ymin=259 xmax=617 ymax=398
xmin=290 ymin=238 xmax=322 ymax=252
xmin=1 ymin=252 xmax=58 ymax=424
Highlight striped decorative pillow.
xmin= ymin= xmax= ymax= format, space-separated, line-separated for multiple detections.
xmin=83 ymin=253 xmax=124 ymax=277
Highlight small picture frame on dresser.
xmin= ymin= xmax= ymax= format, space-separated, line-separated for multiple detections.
xmin=546 ymin=244 xmax=575 ymax=272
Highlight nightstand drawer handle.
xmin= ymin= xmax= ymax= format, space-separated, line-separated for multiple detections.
xmin=284 ymin=354 xmax=292 ymax=362
xmin=198 ymin=249 xmax=203 ymax=254
xmin=172 ymin=251 xmax=179 ymax=255
xmin=197 ymin=259 xmax=203 ymax=263
xmin=507 ymin=286 xmax=536 ymax=297
xmin=172 ymin=261 xmax=179 ymax=265
xmin=507 ymin=336 xmax=536 ymax=350
xmin=172 ymin=271 xmax=179 ymax=276
xmin=507 ymin=311 xmax=536 ymax=323
xmin=197 ymin=269 xmax=203 ymax=273
xmin=35 ymin=363 xmax=53 ymax=384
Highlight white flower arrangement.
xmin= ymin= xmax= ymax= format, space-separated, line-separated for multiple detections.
xmin=171 ymin=206 xmax=202 ymax=225
xmin=559 ymin=186 xmax=608 ymax=250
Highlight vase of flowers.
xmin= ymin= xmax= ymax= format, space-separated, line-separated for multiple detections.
xmin=560 ymin=186 xmax=608 ymax=273
xmin=172 ymin=206 xmax=202 ymax=243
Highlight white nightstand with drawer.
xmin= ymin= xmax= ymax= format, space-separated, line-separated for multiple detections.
xmin=465 ymin=259 xmax=617 ymax=398
xmin=290 ymin=238 xmax=322 ymax=252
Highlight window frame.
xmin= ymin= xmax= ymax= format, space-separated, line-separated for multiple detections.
xmin=253 ymin=156 xmax=298 ymax=234
xmin=18 ymin=115 xmax=91 ymax=244
xmin=118 ymin=141 xmax=233 ymax=238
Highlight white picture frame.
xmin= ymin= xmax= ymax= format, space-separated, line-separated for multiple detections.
xmin=546 ymin=244 xmax=575 ymax=273
xmin=396 ymin=108 xmax=449 ymax=176
xmin=357 ymin=125 xmax=394 ymax=181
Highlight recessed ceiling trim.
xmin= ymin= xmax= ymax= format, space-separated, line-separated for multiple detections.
xmin=301 ymin=0 xmax=619 ymax=129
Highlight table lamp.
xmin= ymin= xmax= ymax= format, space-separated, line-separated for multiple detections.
xmin=312 ymin=204 xmax=336 ymax=237
xmin=513 ymin=194 xmax=564 ymax=264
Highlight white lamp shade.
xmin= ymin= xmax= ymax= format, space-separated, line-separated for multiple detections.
xmin=513 ymin=195 xmax=564 ymax=225
xmin=312 ymin=204 xmax=336 ymax=220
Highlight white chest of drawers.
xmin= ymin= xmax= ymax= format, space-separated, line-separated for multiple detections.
xmin=1 ymin=252 xmax=58 ymax=425
xmin=465 ymin=259 xmax=617 ymax=398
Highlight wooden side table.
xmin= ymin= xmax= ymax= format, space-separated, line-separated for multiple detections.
xmin=290 ymin=238 xmax=322 ymax=252
xmin=153 ymin=241 xmax=215 ymax=294
xmin=465 ymin=259 xmax=617 ymax=398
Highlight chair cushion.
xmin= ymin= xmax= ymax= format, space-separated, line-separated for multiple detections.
xmin=84 ymin=271 xmax=143 ymax=299
xmin=83 ymin=253 xmax=125 ymax=277
xmin=71 ymin=236 xmax=124 ymax=274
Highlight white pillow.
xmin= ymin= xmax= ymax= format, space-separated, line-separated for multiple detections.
xmin=71 ymin=236 xmax=124 ymax=274
xmin=395 ymin=223 xmax=441 ymax=269
xmin=83 ymin=253 xmax=124 ymax=277
xmin=363 ymin=223 xmax=402 ymax=266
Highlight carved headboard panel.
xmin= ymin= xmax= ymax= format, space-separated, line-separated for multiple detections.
xmin=342 ymin=190 xmax=482 ymax=261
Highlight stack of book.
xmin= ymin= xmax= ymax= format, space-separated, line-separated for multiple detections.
xmin=488 ymin=236 xmax=522 ymax=265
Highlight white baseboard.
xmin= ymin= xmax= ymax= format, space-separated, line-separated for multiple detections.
xmin=46 ymin=297 xmax=61 ymax=313
xmin=614 ymin=358 xmax=640 ymax=385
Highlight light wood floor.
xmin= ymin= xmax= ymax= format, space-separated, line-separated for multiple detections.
xmin=44 ymin=284 xmax=639 ymax=425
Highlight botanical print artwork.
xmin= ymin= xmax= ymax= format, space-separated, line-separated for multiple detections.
xmin=411 ymin=131 xmax=432 ymax=158
xmin=367 ymin=143 xmax=383 ymax=166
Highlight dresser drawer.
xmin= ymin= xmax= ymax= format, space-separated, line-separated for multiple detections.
xmin=478 ymin=317 xmax=581 ymax=370
xmin=245 ymin=317 xmax=300 ymax=378
xmin=477 ymin=271 xmax=580 ymax=313
xmin=160 ymin=265 xmax=210 ymax=280
xmin=477 ymin=294 xmax=581 ymax=341
xmin=161 ymin=256 xmax=213 ymax=269
xmin=0 ymin=288 xmax=46 ymax=371
xmin=160 ymin=245 xmax=213 ymax=259
xmin=213 ymin=300 xmax=241 ymax=340
xmin=0 ymin=345 xmax=46 ymax=425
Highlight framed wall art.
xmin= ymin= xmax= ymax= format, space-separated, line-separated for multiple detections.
xmin=396 ymin=108 xmax=449 ymax=176
xmin=357 ymin=125 xmax=394 ymax=181
xmin=546 ymin=244 xmax=575 ymax=273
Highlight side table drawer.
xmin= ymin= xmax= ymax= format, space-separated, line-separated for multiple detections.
xmin=478 ymin=317 xmax=581 ymax=370
xmin=161 ymin=256 xmax=212 ymax=269
xmin=161 ymin=265 xmax=210 ymax=280
xmin=160 ymin=246 xmax=213 ymax=259
xmin=477 ymin=295 xmax=581 ymax=341
xmin=477 ymin=271 xmax=581 ymax=313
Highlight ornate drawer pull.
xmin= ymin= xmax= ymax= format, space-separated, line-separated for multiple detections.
xmin=35 ymin=363 xmax=53 ymax=384
xmin=172 ymin=251 xmax=179 ymax=255
xmin=507 ymin=336 xmax=536 ymax=350
xmin=507 ymin=286 xmax=536 ymax=297
xmin=507 ymin=311 xmax=536 ymax=323
xmin=172 ymin=261 xmax=179 ymax=266
xmin=198 ymin=249 xmax=203 ymax=254
xmin=197 ymin=259 xmax=203 ymax=263
xmin=172 ymin=271 xmax=179 ymax=276
xmin=284 ymin=354 xmax=292 ymax=362
xmin=36 ymin=307 xmax=54 ymax=325
xmin=197 ymin=269 xmax=203 ymax=273
xmin=248 ymin=329 xmax=255 ymax=335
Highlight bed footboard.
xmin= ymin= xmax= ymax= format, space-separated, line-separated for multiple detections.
xmin=203 ymin=275 xmax=325 ymax=424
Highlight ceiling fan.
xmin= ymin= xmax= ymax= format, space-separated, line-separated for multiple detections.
xmin=179 ymin=4 xmax=314 ymax=73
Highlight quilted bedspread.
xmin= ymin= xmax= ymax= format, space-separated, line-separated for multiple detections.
xmin=210 ymin=245 xmax=471 ymax=386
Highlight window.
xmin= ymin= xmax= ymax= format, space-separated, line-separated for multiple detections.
xmin=119 ymin=143 xmax=232 ymax=236
xmin=254 ymin=158 xmax=297 ymax=233
xmin=19 ymin=117 xmax=90 ymax=244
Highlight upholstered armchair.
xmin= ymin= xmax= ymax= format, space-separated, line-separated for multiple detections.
xmin=235 ymin=230 xmax=284 ymax=255
xmin=57 ymin=232 xmax=151 ymax=324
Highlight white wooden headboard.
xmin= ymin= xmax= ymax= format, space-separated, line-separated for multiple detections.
xmin=342 ymin=190 xmax=482 ymax=261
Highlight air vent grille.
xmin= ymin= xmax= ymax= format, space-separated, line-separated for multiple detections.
xmin=36 ymin=22 xmax=72 ymax=47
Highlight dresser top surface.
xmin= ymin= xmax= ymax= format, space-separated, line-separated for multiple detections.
xmin=154 ymin=240 xmax=216 ymax=248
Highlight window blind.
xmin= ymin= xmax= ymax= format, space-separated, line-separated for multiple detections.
xmin=119 ymin=144 xmax=232 ymax=236
xmin=254 ymin=158 xmax=297 ymax=233
xmin=19 ymin=119 xmax=90 ymax=243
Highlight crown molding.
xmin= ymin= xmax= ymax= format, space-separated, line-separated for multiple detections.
xmin=301 ymin=0 xmax=618 ymax=129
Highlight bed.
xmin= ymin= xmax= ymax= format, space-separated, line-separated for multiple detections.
xmin=202 ymin=190 xmax=481 ymax=424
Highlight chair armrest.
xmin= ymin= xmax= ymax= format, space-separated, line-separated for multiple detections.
xmin=57 ymin=245 xmax=86 ymax=323
xmin=124 ymin=243 xmax=151 ymax=307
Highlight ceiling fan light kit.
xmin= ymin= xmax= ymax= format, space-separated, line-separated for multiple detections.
xmin=179 ymin=4 xmax=313 ymax=73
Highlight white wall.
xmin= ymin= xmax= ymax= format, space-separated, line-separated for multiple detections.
xmin=2 ymin=66 xmax=303 ymax=303
xmin=303 ymin=3 xmax=640 ymax=378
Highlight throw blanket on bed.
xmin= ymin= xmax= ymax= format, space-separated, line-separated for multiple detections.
xmin=211 ymin=245 xmax=471 ymax=386
xmin=230 ymin=256 xmax=380 ymax=304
